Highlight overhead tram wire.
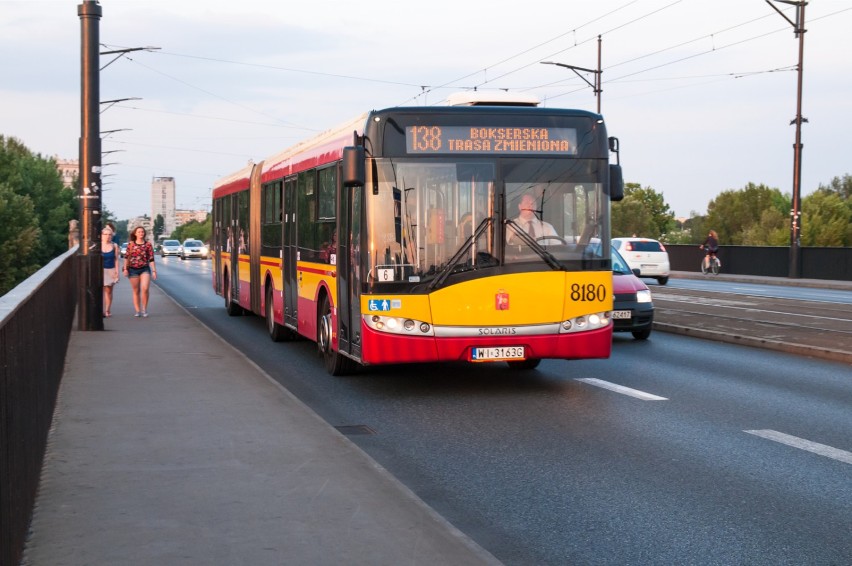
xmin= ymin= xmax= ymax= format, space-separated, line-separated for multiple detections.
xmin=462 ymin=0 xmax=686 ymax=95
xmin=395 ymin=0 xmax=653 ymax=106
xmin=535 ymin=5 xmax=850 ymax=104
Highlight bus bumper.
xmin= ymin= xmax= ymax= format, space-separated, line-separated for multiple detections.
xmin=359 ymin=324 xmax=612 ymax=365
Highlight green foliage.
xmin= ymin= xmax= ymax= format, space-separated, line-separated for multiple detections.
xmin=153 ymin=214 xmax=165 ymax=240
xmin=611 ymin=183 xmax=676 ymax=240
xmin=706 ymin=183 xmax=790 ymax=245
xmin=0 ymin=184 xmax=41 ymax=295
xmin=741 ymin=208 xmax=789 ymax=246
xmin=801 ymin=189 xmax=852 ymax=246
xmin=818 ymin=174 xmax=852 ymax=201
xmin=172 ymin=214 xmax=212 ymax=243
xmin=0 ymin=136 xmax=75 ymax=295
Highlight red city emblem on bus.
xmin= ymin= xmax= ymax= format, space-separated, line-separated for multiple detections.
xmin=495 ymin=290 xmax=510 ymax=310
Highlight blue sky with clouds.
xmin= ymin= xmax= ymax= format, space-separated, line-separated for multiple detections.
xmin=2 ymin=0 xmax=851 ymax=221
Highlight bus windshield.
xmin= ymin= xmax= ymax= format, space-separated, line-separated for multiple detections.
xmin=366 ymin=156 xmax=608 ymax=288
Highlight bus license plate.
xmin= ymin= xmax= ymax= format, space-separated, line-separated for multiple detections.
xmin=611 ymin=310 xmax=632 ymax=319
xmin=471 ymin=346 xmax=525 ymax=361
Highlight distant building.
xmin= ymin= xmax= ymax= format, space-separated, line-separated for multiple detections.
xmin=55 ymin=157 xmax=78 ymax=189
xmin=151 ymin=176 xmax=176 ymax=236
xmin=175 ymin=209 xmax=209 ymax=227
xmin=127 ymin=216 xmax=152 ymax=234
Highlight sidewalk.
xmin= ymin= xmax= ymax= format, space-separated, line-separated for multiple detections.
xmin=22 ymin=282 xmax=500 ymax=565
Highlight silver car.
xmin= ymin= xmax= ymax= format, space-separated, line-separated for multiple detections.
xmin=160 ymin=239 xmax=182 ymax=257
xmin=180 ymin=239 xmax=209 ymax=260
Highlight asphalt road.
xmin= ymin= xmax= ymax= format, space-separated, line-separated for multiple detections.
xmin=155 ymin=258 xmax=852 ymax=565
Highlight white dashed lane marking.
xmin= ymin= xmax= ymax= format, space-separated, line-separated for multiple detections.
xmin=575 ymin=378 xmax=668 ymax=401
xmin=745 ymin=429 xmax=852 ymax=465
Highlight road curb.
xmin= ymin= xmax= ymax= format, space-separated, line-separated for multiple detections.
xmin=653 ymin=322 xmax=852 ymax=365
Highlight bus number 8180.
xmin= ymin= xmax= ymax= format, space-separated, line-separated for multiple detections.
xmin=571 ymin=283 xmax=606 ymax=302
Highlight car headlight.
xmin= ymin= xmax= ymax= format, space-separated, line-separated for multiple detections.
xmin=636 ymin=289 xmax=652 ymax=303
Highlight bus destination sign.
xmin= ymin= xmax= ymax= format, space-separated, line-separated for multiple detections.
xmin=406 ymin=126 xmax=577 ymax=155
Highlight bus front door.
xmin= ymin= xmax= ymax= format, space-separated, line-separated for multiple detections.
xmin=336 ymin=184 xmax=362 ymax=359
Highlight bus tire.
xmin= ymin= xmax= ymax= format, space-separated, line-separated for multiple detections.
xmin=266 ymin=286 xmax=287 ymax=342
xmin=318 ymin=294 xmax=355 ymax=376
xmin=507 ymin=358 xmax=541 ymax=370
xmin=224 ymin=272 xmax=242 ymax=316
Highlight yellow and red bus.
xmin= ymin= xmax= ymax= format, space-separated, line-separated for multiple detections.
xmin=212 ymin=94 xmax=624 ymax=374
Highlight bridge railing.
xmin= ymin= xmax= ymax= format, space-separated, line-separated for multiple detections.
xmin=0 ymin=246 xmax=78 ymax=566
xmin=666 ymin=245 xmax=852 ymax=281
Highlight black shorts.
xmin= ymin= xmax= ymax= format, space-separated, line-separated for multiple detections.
xmin=127 ymin=266 xmax=151 ymax=278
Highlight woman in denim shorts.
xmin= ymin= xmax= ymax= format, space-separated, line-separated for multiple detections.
xmin=122 ymin=226 xmax=158 ymax=317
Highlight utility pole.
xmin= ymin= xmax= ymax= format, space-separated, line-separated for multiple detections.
xmin=767 ymin=0 xmax=807 ymax=278
xmin=542 ymin=35 xmax=603 ymax=114
xmin=77 ymin=0 xmax=103 ymax=330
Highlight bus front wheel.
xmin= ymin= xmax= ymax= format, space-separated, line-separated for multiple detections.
xmin=318 ymin=295 xmax=355 ymax=376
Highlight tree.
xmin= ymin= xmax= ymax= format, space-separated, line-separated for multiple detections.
xmin=818 ymin=174 xmax=852 ymax=201
xmin=0 ymin=184 xmax=41 ymax=295
xmin=611 ymin=183 xmax=676 ymax=240
xmin=706 ymin=183 xmax=789 ymax=245
xmin=801 ymin=189 xmax=851 ymax=247
xmin=172 ymin=215 xmax=212 ymax=244
xmin=0 ymin=136 xmax=75 ymax=267
xmin=741 ymin=208 xmax=789 ymax=246
xmin=0 ymin=136 xmax=75 ymax=295
xmin=153 ymin=214 xmax=165 ymax=240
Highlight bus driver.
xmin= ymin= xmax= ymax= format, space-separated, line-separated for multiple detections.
xmin=508 ymin=193 xmax=559 ymax=245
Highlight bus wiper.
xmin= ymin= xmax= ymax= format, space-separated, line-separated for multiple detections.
xmin=504 ymin=219 xmax=564 ymax=271
xmin=428 ymin=217 xmax=494 ymax=291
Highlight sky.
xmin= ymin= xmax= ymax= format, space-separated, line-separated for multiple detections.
xmin=2 ymin=0 xmax=851 ymax=222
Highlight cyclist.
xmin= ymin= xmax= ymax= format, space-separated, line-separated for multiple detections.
xmin=700 ymin=230 xmax=719 ymax=271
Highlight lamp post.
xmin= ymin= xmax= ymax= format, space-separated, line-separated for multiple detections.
xmin=77 ymin=0 xmax=103 ymax=330
xmin=542 ymin=35 xmax=603 ymax=113
xmin=767 ymin=0 xmax=807 ymax=278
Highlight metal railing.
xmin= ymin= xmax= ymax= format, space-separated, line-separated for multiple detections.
xmin=0 ymin=247 xmax=78 ymax=566
xmin=666 ymin=245 xmax=852 ymax=281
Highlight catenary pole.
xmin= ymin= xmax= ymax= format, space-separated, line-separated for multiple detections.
xmin=77 ymin=1 xmax=103 ymax=329
xmin=767 ymin=0 xmax=807 ymax=278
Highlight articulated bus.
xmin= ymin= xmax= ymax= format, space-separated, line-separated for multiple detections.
xmin=212 ymin=93 xmax=624 ymax=375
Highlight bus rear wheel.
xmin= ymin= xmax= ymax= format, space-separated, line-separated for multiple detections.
xmin=318 ymin=295 xmax=356 ymax=376
xmin=224 ymin=272 xmax=242 ymax=316
xmin=266 ymin=286 xmax=287 ymax=342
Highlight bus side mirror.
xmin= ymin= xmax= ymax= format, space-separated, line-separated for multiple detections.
xmin=343 ymin=146 xmax=365 ymax=187
xmin=609 ymin=164 xmax=624 ymax=202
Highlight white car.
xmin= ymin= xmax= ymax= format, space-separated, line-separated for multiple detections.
xmin=611 ymin=237 xmax=670 ymax=285
xmin=180 ymin=239 xmax=209 ymax=260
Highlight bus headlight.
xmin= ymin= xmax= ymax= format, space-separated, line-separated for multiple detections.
xmin=364 ymin=314 xmax=435 ymax=336
xmin=559 ymin=311 xmax=610 ymax=334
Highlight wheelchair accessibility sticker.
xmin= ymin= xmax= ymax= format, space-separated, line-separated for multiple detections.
xmin=368 ymin=299 xmax=401 ymax=312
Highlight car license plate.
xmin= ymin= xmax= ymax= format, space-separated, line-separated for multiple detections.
xmin=611 ymin=310 xmax=632 ymax=319
xmin=471 ymin=346 xmax=525 ymax=361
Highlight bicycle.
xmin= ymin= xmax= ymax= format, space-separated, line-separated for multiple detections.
xmin=701 ymin=253 xmax=720 ymax=275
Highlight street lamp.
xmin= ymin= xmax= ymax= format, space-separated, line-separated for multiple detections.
xmin=541 ymin=36 xmax=603 ymax=113
xmin=766 ymin=0 xmax=807 ymax=279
